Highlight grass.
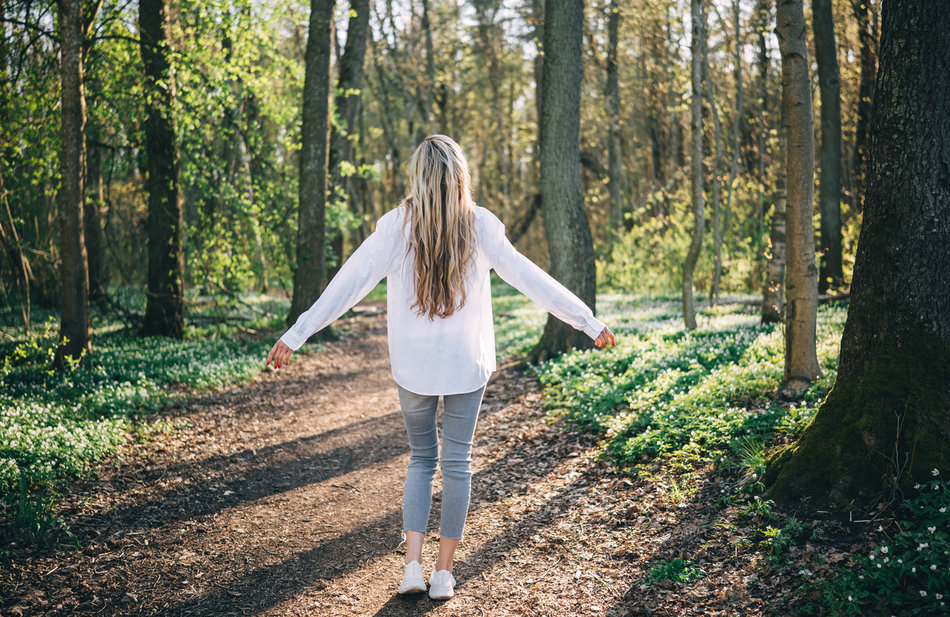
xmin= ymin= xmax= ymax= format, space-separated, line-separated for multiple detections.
xmin=646 ymin=557 xmax=706 ymax=584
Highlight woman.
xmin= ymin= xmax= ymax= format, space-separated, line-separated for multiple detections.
xmin=267 ymin=135 xmax=614 ymax=600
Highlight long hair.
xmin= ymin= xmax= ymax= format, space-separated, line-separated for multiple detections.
xmin=402 ymin=135 xmax=476 ymax=319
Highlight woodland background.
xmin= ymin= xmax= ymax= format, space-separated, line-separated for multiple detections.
xmin=2 ymin=0 xmax=949 ymax=615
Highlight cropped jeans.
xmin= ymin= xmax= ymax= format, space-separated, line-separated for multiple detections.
xmin=397 ymin=383 xmax=487 ymax=540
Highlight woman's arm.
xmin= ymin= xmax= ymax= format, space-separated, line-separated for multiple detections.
xmin=268 ymin=213 xmax=400 ymax=367
xmin=485 ymin=213 xmax=610 ymax=343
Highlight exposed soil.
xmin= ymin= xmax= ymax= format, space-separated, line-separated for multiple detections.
xmin=1 ymin=307 xmax=863 ymax=616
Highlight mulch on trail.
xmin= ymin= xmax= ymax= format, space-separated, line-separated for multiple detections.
xmin=1 ymin=308 xmax=869 ymax=616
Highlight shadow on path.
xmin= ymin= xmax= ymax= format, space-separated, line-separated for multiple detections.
xmin=151 ymin=410 xmax=578 ymax=617
xmin=70 ymin=410 xmax=410 ymax=540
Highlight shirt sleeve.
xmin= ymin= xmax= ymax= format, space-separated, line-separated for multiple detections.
xmin=279 ymin=212 xmax=400 ymax=351
xmin=483 ymin=211 xmax=606 ymax=340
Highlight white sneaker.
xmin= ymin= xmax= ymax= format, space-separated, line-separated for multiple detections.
xmin=398 ymin=560 xmax=426 ymax=594
xmin=428 ymin=565 xmax=456 ymax=600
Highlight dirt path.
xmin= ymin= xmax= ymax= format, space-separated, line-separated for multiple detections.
xmin=3 ymin=310 xmax=785 ymax=616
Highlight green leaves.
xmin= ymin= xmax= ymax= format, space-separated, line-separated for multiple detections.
xmin=531 ymin=299 xmax=846 ymax=474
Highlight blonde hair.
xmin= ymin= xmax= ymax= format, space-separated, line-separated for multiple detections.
xmin=402 ymin=135 xmax=476 ymax=319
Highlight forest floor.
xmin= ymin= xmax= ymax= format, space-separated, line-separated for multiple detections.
xmin=1 ymin=306 xmax=869 ymax=617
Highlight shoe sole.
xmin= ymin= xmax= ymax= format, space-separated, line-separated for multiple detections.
xmin=428 ymin=589 xmax=454 ymax=600
xmin=398 ymin=583 xmax=427 ymax=595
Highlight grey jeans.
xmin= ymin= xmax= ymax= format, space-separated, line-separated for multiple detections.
xmin=397 ymin=383 xmax=487 ymax=540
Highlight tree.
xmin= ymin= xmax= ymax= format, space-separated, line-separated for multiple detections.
xmin=714 ymin=0 xmax=743 ymax=302
xmin=54 ymin=0 xmax=91 ymax=365
xmin=761 ymin=119 xmax=787 ymax=323
xmin=288 ymin=0 xmax=336 ymax=326
xmin=850 ymin=0 xmax=877 ymax=212
xmin=605 ymin=0 xmax=625 ymax=230
xmin=753 ymin=0 xmax=771 ymax=237
xmin=812 ymin=0 xmax=843 ymax=292
xmin=84 ymin=112 xmax=107 ymax=303
xmin=528 ymin=0 xmax=596 ymax=361
xmin=766 ymin=0 xmax=950 ymax=506
xmin=704 ymin=38 xmax=724 ymax=304
xmin=775 ymin=0 xmax=819 ymax=389
xmin=140 ymin=0 xmax=184 ymax=338
xmin=682 ymin=0 xmax=704 ymax=330
xmin=327 ymin=0 xmax=370 ymax=277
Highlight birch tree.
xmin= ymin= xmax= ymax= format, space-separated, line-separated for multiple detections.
xmin=682 ymin=0 xmax=704 ymax=330
xmin=775 ymin=0 xmax=819 ymax=389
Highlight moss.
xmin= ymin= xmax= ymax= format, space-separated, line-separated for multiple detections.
xmin=766 ymin=330 xmax=950 ymax=508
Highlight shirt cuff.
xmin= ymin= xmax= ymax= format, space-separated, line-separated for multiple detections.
xmin=582 ymin=316 xmax=607 ymax=340
xmin=279 ymin=328 xmax=309 ymax=351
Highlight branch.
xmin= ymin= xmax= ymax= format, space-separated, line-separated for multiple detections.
xmin=1 ymin=17 xmax=59 ymax=43
xmin=508 ymin=193 xmax=541 ymax=245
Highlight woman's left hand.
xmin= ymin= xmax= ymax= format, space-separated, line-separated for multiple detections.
xmin=267 ymin=339 xmax=294 ymax=369
xmin=594 ymin=327 xmax=615 ymax=349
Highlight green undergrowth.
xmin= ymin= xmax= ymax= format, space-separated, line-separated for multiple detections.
xmin=0 ymin=292 xmax=316 ymax=545
xmin=494 ymin=291 xmax=947 ymax=615
xmin=816 ymin=475 xmax=950 ymax=616
xmin=524 ymin=296 xmax=845 ymax=474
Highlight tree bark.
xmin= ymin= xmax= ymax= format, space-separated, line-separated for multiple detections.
xmin=766 ymin=0 xmax=950 ymax=506
xmin=719 ymin=0 xmax=743 ymax=300
xmin=139 ymin=0 xmax=184 ymax=338
xmin=762 ymin=120 xmax=787 ymax=323
xmin=704 ymin=49 xmax=723 ymax=304
xmin=55 ymin=0 xmax=91 ymax=365
xmin=605 ymin=0 xmax=625 ymax=231
xmin=754 ymin=0 xmax=770 ymax=237
xmin=682 ymin=0 xmax=704 ymax=330
xmin=84 ymin=116 xmax=107 ymax=303
xmin=419 ymin=0 xmax=435 ymax=133
xmin=326 ymin=0 xmax=370 ymax=279
xmin=776 ymin=0 xmax=820 ymax=389
xmin=288 ymin=0 xmax=336 ymax=326
xmin=850 ymin=0 xmax=877 ymax=213
xmin=812 ymin=0 xmax=843 ymax=293
xmin=528 ymin=0 xmax=596 ymax=362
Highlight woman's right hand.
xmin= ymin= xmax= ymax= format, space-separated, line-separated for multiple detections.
xmin=267 ymin=339 xmax=294 ymax=369
xmin=594 ymin=327 xmax=615 ymax=349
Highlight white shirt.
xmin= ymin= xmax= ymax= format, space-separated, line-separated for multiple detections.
xmin=279 ymin=205 xmax=607 ymax=395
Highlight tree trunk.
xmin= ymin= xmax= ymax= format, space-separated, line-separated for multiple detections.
xmin=326 ymin=0 xmax=370 ymax=280
xmin=288 ymin=0 xmax=336 ymax=326
xmin=766 ymin=0 xmax=950 ymax=507
xmin=754 ymin=0 xmax=770 ymax=238
xmin=1 ymin=0 xmax=33 ymax=335
xmin=719 ymin=0 xmax=743 ymax=299
xmin=776 ymin=0 xmax=820 ymax=389
xmin=54 ymin=0 xmax=91 ymax=366
xmin=139 ymin=0 xmax=184 ymax=338
xmin=532 ymin=0 xmax=543 ymax=152
xmin=762 ymin=121 xmax=787 ymax=323
xmin=605 ymin=0 xmax=625 ymax=231
xmin=528 ymin=0 xmax=596 ymax=362
xmin=704 ymin=49 xmax=723 ymax=304
xmin=420 ymin=0 xmax=435 ymax=132
xmin=851 ymin=0 xmax=877 ymax=213
xmin=812 ymin=0 xmax=843 ymax=293
xmin=84 ymin=117 xmax=107 ymax=303
xmin=682 ymin=0 xmax=704 ymax=330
